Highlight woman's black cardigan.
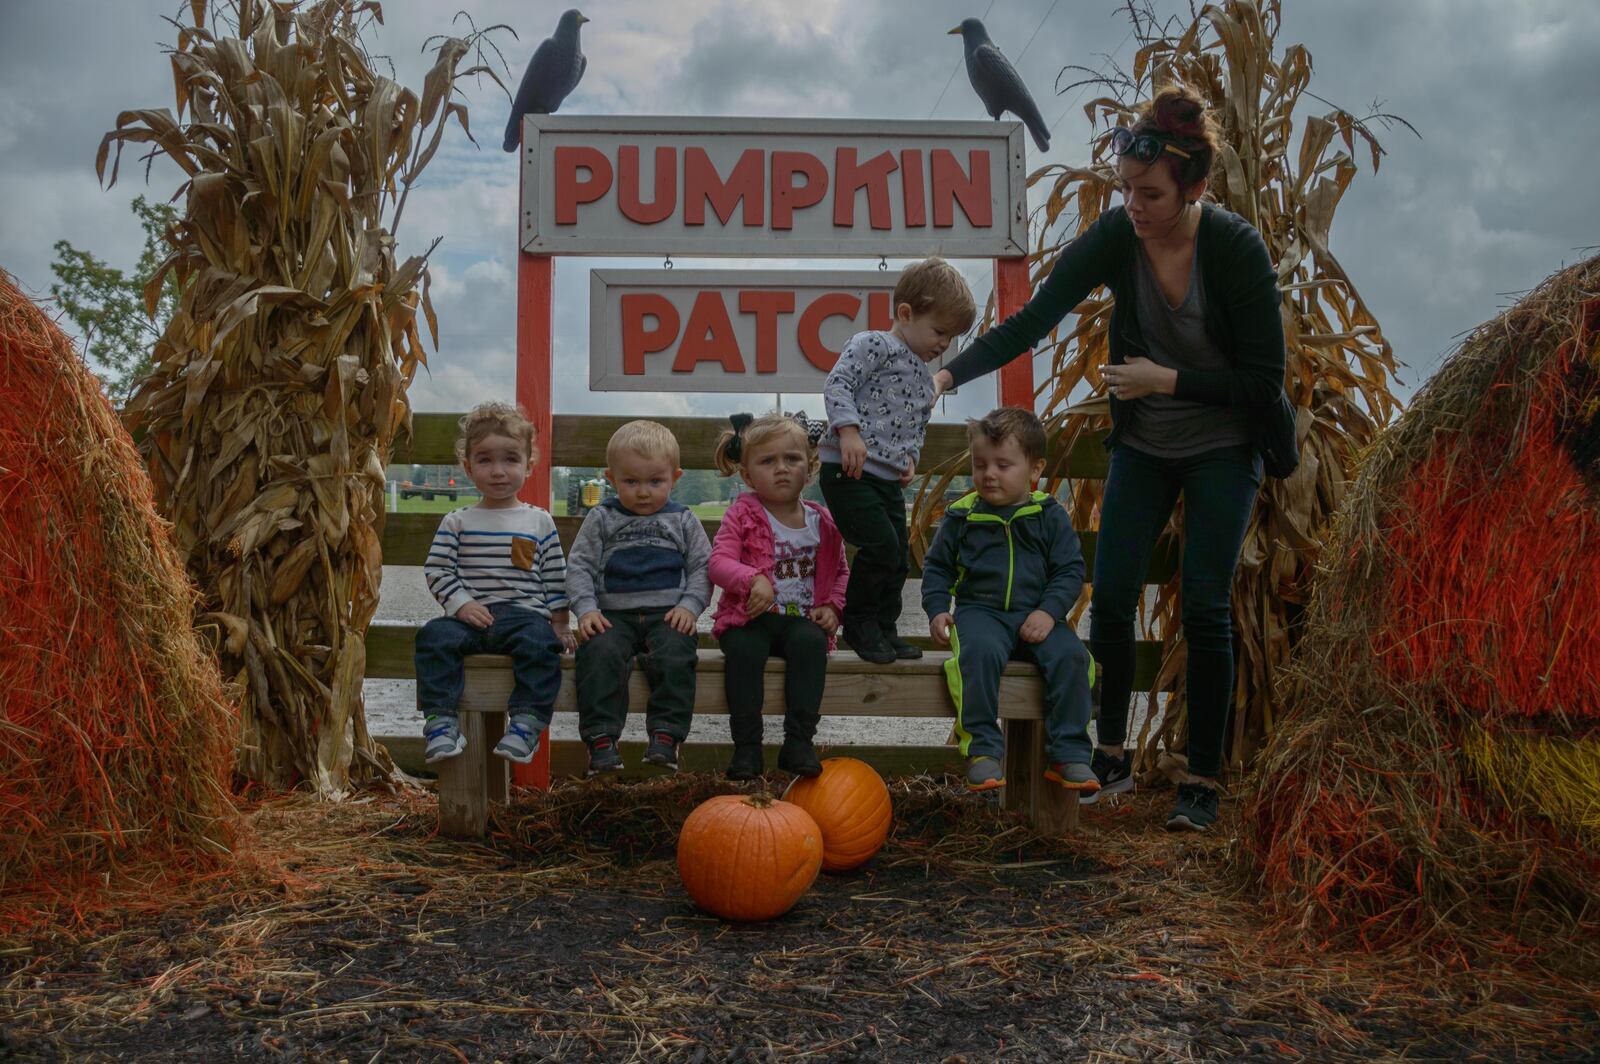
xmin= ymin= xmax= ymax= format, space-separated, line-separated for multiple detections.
xmin=943 ymin=203 xmax=1285 ymax=450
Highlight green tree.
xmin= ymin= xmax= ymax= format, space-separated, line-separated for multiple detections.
xmin=673 ymin=467 xmax=724 ymax=505
xmin=49 ymin=195 xmax=179 ymax=403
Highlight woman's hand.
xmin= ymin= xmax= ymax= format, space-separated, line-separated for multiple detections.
xmin=929 ymin=369 xmax=955 ymax=407
xmin=1103 ymin=357 xmax=1177 ymax=401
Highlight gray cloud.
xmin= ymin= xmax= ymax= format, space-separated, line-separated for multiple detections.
xmin=1 ymin=0 xmax=1595 ymax=421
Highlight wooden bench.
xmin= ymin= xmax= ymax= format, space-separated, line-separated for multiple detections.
xmin=376 ymin=413 xmax=1176 ymax=837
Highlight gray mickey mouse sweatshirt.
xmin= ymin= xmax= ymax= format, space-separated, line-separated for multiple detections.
xmin=818 ymin=330 xmax=934 ymax=481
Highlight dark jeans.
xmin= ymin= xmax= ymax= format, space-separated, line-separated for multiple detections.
xmin=818 ymin=463 xmax=907 ymax=635
xmin=575 ymin=608 xmax=698 ymax=742
xmin=718 ymin=613 xmax=829 ymax=744
xmin=947 ymin=603 xmax=1095 ymax=765
xmin=1089 ymin=442 xmax=1262 ymax=778
xmin=414 ymin=603 xmax=562 ymax=723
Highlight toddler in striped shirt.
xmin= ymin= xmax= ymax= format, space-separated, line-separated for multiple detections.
xmin=416 ymin=402 xmax=576 ymax=765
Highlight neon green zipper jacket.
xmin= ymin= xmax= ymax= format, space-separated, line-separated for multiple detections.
xmin=920 ymin=490 xmax=1085 ymax=619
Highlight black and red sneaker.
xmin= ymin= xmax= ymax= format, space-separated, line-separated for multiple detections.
xmin=642 ymin=731 xmax=681 ymax=772
xmin=584 ymin=735 xmax=624 ymax=778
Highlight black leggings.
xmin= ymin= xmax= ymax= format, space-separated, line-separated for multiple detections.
xmin=1089 ymin=442 xmax=1262 ymax=778
xmin=719 ymin=613 xmax=829 ymax=744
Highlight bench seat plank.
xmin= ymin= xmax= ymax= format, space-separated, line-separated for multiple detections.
xmin=451 ymin=649 xmax=1049 ymax=720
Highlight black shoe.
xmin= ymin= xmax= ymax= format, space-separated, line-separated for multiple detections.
xmin=642 ymin=731 xmax=680 ymax=772
xmin=778 ymin=736 xmax=822 ymax=777
xmin=842 ymin=624 xmax=896 ymax=665
xmin=584 ymin=735 xmax=625 ymax=777
xmin=1166 ymin=782 xmax=1220 ymax=832
xmin=726 ymin=743 xmax=765 ymax=781
xmin=884 ymin=632 xmax=923 ymax=660
xmin=1079 ymin=748 xmax=1134 ymax=806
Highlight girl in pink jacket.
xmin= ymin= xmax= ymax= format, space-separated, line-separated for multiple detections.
xmin=710 ymin=413 xmax=850 ymax=781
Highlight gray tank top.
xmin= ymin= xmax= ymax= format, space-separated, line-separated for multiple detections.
xmin=1121 ymin=234 xmax=1251 ymax=458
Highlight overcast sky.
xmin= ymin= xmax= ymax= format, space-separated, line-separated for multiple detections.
xmin=1 ymin=0 xmax=1596 ymax=426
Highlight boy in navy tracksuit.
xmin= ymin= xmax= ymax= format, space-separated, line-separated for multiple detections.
xmin=922 ymin=408 xmax=1099 ymax=794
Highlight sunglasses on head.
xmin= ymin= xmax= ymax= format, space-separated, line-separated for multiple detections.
xmin=1109 ymin=127 xmax=1193 ymax=164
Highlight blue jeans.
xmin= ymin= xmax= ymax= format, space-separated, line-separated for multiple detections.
xmin=415 ymin=603 xmax=562 ymax=723
xmin=1089 ymin=442 xmax=1262 ymax=778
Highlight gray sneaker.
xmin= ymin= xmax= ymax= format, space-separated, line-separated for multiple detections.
xmin=1044 ymin=761 xmax=1101 ymax=793
xmin=493 ymin=713 xmax=544 ymax=764
xmin=965 ymin=755 xmax=1005 ymax=792
xmin=423 ymin=714 xmax=464 ymax=764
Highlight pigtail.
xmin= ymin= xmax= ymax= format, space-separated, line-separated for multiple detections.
xmin=713 ymin=412 xmax=754 ymax=476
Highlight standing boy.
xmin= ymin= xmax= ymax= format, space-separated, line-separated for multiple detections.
xmin=417 ymin=402 xmax=576 ymax=765
xmin=567 ymin=420 xmax=712 ymax=775
xmin=819 ymin=257 xmax=977 ymax=664
xmin=922 ymin=408 xmax=1098 ymax=793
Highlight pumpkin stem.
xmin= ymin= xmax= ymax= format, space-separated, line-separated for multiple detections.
xmin=744 ymin=791 xmax=776 ymax=809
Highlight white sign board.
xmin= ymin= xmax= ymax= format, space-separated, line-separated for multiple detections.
xmin=522 ymin=116 xmax=1028 ymax=257
xmin=588 ymin=270 xmax=899 ymax=393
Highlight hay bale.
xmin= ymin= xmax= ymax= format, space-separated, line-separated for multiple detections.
xmin=1240 ymin=254 xmax=1600 ymax=954
xmin=0 ymin=270 xmax=235 ymax=909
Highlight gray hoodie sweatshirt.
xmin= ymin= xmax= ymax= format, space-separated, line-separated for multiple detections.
xmin=564 ymin=498 xmax=712 ymax=619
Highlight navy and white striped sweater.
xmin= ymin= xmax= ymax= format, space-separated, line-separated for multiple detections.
xmin=423 ymin=503 xmax=568 ymax=619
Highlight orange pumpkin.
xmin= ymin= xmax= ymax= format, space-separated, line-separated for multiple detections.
xmin=783 ymin=757 xmax=892 ymax=871
xmin=677 ymin=792 xmax=822 ymax=921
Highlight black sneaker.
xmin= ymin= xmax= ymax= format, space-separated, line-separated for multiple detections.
xmin=642 ymin=731 xmax=680 ymax=772
xmin=1079 ymin=748 xmax=1134 ymax=806
xmin=777 ymin=736 xmax=822 ymax=777
xmin=584 ymin=735 xmax=624 ymax=778
xmin=842 ymin=624 xmax=896 ymax=665
xmin=1166 ymin=782 xmax=1220 ymax=832
xmin=726 ymin=743 xmax=765 ymax=781
xmin=883 ymin=632 xmax=923 ymax=660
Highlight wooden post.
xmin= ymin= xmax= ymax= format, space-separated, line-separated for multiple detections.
xmin=991 ymin=255 xmax=1081 ymax=833
xmin=515 ymin=224 xmax=555 ymax=790
xmin=437 ymin=711 xmax=509 ymax=838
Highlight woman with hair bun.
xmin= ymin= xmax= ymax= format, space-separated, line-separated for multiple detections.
xmin=932 ymin=85 xmax=1285 ymax=833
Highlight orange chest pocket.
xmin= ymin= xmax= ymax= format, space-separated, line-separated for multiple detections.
xmin=511 ymin=536 xmax=537 ymax=570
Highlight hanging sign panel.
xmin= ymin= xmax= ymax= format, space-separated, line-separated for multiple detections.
xmin=522 ymin=116 xmax=1027 ymax=257
xmin=589 ymin=269 xmax=901 ymax=393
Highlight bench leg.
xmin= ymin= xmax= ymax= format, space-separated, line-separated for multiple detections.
xmin=437 ymin=713 xmax=507 ymax=838
xmin=484 ymin=711 xmax=509 ymax=805
xmin=1002 ymin=719 xmax=1080 ymax=836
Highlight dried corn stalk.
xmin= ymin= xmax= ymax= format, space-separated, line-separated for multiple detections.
xmin=103 ymin=0 xmax=498 ymax=795
xmin=916 ymin=0 xmax=1405 ymax=774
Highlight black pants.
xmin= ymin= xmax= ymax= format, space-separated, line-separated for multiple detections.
xmin=818 ymin=463 xmax=907 ymax=635
xmin=575 ymin=608 xmax=698 ymax=742
xmin=1089 ymin=442 xmax=1262 ymax=778
xmin=718 ymin=613 xmax=828 ymax=744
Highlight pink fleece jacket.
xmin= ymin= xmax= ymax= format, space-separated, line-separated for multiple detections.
xmin=708 ymin=492 xmax=850 ymax=648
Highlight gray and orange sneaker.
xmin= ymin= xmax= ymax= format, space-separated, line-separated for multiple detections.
xmin=1044 ymin=761 xmax=1101 ymax=793
xmin=965 ymin=755 xmax=1005 ymax=792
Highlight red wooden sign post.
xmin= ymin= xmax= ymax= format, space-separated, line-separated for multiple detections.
xmin=994 ymin=256 xmax=1033 ymax=407
xmin=514 ymin=252 xmax=555 ymax=787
